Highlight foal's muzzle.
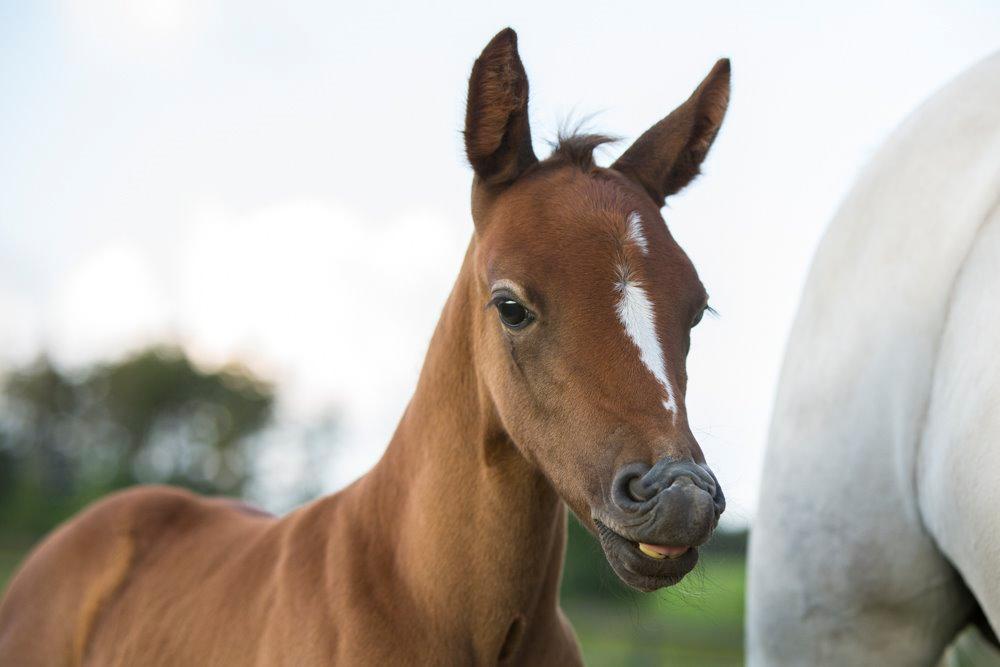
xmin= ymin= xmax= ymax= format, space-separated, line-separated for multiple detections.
xmin=612 ymin=459 xmax=725 ymax=544
xmin=593 ymin=458 xmax=725 ymax=591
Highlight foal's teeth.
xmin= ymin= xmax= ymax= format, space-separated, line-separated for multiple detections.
xmin=638 ymin=543 xmax=667 ymax=560
xmin=637 ymin=543 xmax=689 ymax=560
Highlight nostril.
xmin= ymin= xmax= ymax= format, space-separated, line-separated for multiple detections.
xmin=611 ymin=463 xmax=653 ymax=510
xmin=627 ymin=476 xmax=655 ymax=502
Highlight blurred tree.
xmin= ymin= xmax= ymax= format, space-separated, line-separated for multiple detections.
xmin=2 ymin=360 xmax=79 ymax=499
xmin=91 ymin=348 xmax=273 ymax=494
xmin=0 ymin=347 xmax=274 ymax=534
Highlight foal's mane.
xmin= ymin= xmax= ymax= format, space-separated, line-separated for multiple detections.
xmin=546 ymin=131 xmax=618 ymax=171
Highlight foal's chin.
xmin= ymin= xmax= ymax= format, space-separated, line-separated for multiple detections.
xmin=593 ymin=519 xmax=700 ymax=592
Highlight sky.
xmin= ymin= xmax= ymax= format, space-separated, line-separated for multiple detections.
xmin=2 ymin=0 xmax=998 ymax=522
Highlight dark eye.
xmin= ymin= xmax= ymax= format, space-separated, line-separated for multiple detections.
xmin=496 ymin=299 xmax=531 ymax=329
xmin=691 ymin=309 xmax=705 ymax=328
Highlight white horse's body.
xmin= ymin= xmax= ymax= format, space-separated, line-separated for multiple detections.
xmin=748 ymin=51 xmax=1000 ymax=665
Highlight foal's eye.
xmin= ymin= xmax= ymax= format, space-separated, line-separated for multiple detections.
xmin=496 ymin=299 xmax=532 ymax=329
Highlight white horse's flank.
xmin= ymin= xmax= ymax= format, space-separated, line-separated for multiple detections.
xmin=748 ymin=51 xmax=1000 ymax=665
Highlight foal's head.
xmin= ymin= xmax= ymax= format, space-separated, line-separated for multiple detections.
xmin=463 ymin=29 xmax=729 ymax=591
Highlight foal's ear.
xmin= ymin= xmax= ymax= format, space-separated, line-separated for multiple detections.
xmin=612 ymin=59 xmax=730 ymax=206
xmin=464 ymin=28 xmax=538 ymax=186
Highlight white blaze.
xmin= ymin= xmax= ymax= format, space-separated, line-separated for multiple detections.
xmin=625 ymin=211 xmax=648 ymax=254
xmin=615 ymin=274 xmax=678 ymax=416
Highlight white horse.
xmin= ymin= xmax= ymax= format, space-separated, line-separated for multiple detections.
xmin=747 ymin=51 xmax=1000 ymax=665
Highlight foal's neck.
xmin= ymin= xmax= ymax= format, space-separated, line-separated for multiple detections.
xmin=356 ymin=241 xmax=566 ymax=635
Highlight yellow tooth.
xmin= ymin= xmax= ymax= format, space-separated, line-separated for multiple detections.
xmin=638 ymin=543 xmax=667 ymax=560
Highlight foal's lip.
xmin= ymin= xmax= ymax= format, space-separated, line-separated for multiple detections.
xmin=637 ymin=543 xmax=689 ymax=560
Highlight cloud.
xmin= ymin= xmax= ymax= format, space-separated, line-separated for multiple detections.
xmin=60 ymin=0 xmax=210 ymax=54
xmin=47 ymin=242 xmax=171 ymax=367
xmin=174 ymin=199 xmax=468 ymax=488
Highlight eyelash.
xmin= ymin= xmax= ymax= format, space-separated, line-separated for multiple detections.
xmin=693 ymin=305 xmax=717 ymax=328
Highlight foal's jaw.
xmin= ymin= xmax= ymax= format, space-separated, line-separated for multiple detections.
xmin=462 ymin=28 xmax=731 ymax=592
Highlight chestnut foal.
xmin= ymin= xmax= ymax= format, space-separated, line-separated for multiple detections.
xmin=0 ymin=29 xmax=730 ymax=665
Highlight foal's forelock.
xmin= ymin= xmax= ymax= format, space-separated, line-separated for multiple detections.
xmin=613 ymin=210 xmax=679 ymax=420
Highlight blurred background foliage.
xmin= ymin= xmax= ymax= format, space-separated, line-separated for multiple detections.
xmin=0 ymin=347 xmax=273 ymax=535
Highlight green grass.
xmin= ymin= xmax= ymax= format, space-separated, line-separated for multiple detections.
xmin=563 ymin=554 xmax=745 ymax=666
xmin=947 ymin=629 xmax=1000 ymax=667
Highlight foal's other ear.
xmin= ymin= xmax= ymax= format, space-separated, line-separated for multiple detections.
xmin=613 ymin=59 xmax=730 ymax=206
xmin=464 ymin=28 xmax=538 ymax=186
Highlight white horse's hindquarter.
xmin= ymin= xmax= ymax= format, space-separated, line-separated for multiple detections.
xmin=920 ymin=202 xmax=1000 ymax=635
xmin=748 ymin=50 xmax=1000 ymax=665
